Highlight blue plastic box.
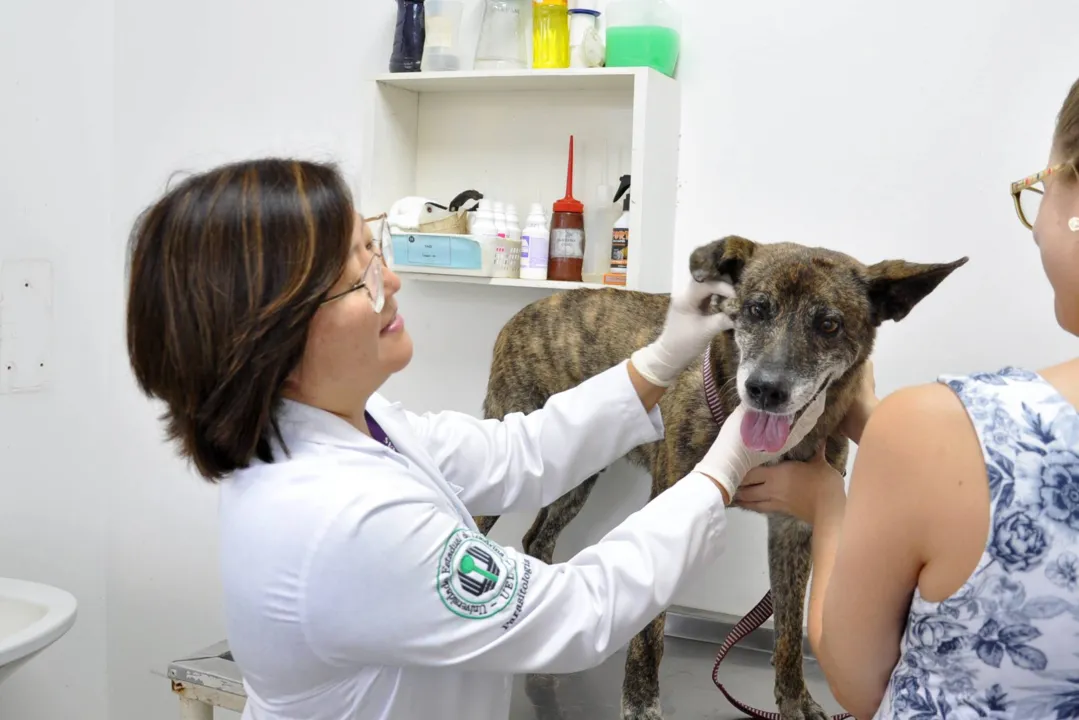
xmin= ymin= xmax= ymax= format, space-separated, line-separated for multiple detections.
xmin=389 ymin=231 xmax=515 ymax=277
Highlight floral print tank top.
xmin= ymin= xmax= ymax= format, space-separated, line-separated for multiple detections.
xmin=875 ymin=366 xmax=1079 ymax=719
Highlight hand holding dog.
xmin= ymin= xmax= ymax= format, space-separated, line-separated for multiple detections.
xmin=733 ymin=442 xmax=846 ymax=523
xmin=694 ymin=390 xmax=827 ymax=504
xmin=630 ymin=275 xmax=736 ymax=388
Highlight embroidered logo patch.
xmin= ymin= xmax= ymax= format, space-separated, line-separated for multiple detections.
xmin=437 ymin=529 xmax=519 ymax=619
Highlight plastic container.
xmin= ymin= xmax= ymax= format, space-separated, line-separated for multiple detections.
xmin=582 ymin=182 xmax=612 ymax=283
xmin=604 ymin=0 xmax=681 ymax=78
xmin=471 ymin=199 xmax=499 ymax=259
xmin=533 ymin=0 xmax=570 ymax=69
xmin=505 ymin=204 xmax=522 ymax=242
xmin=390 ymin=0 xmax=426 ymax=73
xmin=520 ymin=204 xmax=550 ymax=281
xmin=609 ymin=174 xmax=630 ymax=276
xmin=548 ymin=136 xmax=585 ymax=282
xmin=388 ymin=231 xmax=519 ymax=278
xmin=491 ymin=237 xmax=522 ymax=278
xmin=421 ymin=0 xmax=464 ymax=71
xmin=475 ymin=0 xmax=529 ymax=70
xmin=568 ymin=8 xmax=604 ymax=68
xmin=493 ymin=201 xmax=507 ymax=237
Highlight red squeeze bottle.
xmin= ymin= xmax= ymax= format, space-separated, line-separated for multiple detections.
xmin=548 ymin=135 xmax=586 ymax=282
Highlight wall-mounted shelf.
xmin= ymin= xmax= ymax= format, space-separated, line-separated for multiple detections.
xmin=361 ymin=66 xmax=681 ymax=294
xmin=371 ymin=67 xmax=640 ymax=93
xmin=396 ymin=272 xmax=624 ymax=291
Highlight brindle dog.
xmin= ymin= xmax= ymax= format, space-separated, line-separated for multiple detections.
xmin=474 ymin=236 xmax=967 ymax=720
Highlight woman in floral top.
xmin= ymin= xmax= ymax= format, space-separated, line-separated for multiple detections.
xmin=736 ymin=75 xmax=1079 ymax=720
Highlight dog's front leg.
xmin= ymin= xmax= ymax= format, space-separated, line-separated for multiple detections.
xmin=768 ymin=513 xmax=827 ymax=720
xmin=621 ymin=612 xmax=665 ymax=720
xmin=619 ymin=443 xmax=682 ymax=720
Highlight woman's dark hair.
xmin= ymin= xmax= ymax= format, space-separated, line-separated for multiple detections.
xmin=1056 ymin=76 xmax=1079 ymax=175
xmin=125 ymin=158 xmax=354 ymax=481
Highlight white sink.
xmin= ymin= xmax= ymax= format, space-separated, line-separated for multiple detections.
xmin=0 ymin=578 xmax=77 ymax=686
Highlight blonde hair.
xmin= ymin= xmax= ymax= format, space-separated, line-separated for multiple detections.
xmin=1055 ymin=77 xmax=1079 ymax=175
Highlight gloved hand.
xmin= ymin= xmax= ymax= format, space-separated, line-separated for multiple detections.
xmin=693 ymin=390 xmax=828 ymax=502
xmin=630 ymin=276 xmax=736 ymax=387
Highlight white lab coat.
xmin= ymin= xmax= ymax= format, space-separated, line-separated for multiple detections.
xmin=218 ymin=360 xmax=729 ymax=720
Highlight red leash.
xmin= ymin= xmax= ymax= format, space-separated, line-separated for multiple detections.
xmin=701 ymin=350 xmax=851 ymax=720
xmin=709 ymin=590 xmax=851 ymax=720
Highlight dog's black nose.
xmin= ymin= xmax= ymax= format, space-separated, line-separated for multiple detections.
xmin=745 ymin=374 xmax=791 ymax=412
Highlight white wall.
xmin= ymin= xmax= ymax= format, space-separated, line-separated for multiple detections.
xmin=2 ymin=1 xmax=1077 ymax=719
xmin=108 ymin=2 xmax=389 ymax=718
xmin=664 ymin=0 xmax=1079 ymax=613
xmin=0 ymin=2 xmax=112 ymax=719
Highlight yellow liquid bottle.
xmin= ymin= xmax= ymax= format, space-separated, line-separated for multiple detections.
xmin=532 ymin=0 xmax=569 ymax=69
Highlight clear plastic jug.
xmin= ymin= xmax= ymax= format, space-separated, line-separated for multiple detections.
xmin=421 ymin=0 xmax=465 ymax=71
xmin=474 ymin=0 xmax=529 ymax=71
xmin=604 ymin=0 xmax=681 ymax=78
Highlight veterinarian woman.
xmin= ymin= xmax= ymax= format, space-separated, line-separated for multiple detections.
xmin=736 ymin=75 xmax=1079 ymax=720
xmin=123 ymin=160 xmax=824 ymax=720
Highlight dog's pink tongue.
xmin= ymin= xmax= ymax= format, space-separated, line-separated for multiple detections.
xmin=741 ymin=410 xmax=792 ymax=453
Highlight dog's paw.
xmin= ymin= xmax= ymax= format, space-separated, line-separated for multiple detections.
xmin=621 ymin=697 xmax=663 ymax=720
xmin=801 ymin=696 xmax=830 ymax=720
xmin=778 ymin=694 xmax=829 ymax=720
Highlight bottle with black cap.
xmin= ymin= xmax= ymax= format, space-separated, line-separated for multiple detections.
xmin=607 ymin=174 xmax=631 ymax=282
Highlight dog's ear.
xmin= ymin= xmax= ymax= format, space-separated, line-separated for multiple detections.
xmin=688 ymin=235 xmax=758 ymax=284
xmin=865 ymin=256 xmax=968 ymax=325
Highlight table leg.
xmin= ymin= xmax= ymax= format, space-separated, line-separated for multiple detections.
xmin=179 ymin=696 xmax=214 ymax=720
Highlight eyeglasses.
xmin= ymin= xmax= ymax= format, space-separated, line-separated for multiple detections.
xmin=1011 ymin=163 xmax=1071 ymax=230
xmin=321 ymin=213 xmax=391 ymax=312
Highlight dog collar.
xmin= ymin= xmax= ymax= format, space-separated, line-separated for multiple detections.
xmin=701 ymin=348 xmax=726 ymax=425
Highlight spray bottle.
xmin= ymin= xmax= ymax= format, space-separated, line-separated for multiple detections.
xmin=605 ymin=174 xmax=630 ymax=285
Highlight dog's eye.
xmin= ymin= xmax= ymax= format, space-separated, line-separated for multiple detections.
xmin=817 ymin=317 xmax=841 ymax=334
xmin=746 ymin=303 xmax=765 ymax=320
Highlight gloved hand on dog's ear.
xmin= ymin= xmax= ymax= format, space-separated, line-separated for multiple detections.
xmin=691 ymin=391 xmax=827 ymax=504
xmin=629 ymin=275 xmax=736 ymax=388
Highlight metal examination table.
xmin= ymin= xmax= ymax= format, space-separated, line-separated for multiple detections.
xmin=160 ymin=607 xmax=843 ymax=719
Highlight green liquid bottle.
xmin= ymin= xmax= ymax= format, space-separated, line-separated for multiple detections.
xmin=603 ymin=0 xmax=681 ymax=78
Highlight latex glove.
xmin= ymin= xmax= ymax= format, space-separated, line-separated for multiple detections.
xmin=692 ymin=390 xmax=828 ymax=502
xmin=630 ymin=277 xmax=735 ymax=387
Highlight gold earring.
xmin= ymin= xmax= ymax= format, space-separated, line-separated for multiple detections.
xmin=1070 ymin=217 xmax=1079 ymax=232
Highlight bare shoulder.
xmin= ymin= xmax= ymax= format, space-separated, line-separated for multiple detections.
xmin=853 ymin=382 xmax=986 ymax=518
xmin=850 ymin=381 xmax=988 ymax=569
xmin=859 ymin=381 xmax=978 ymax=466
xmin=1037 ymin=358 xmax=1079 ymax=407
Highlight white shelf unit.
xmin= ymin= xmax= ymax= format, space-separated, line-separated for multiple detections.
xmin=360 ymin=67 xmax=681 ymax=294
xmin=393 ymin=274 xmax=610 ymax=291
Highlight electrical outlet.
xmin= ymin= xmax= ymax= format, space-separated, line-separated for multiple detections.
xmin=0 ymin=259 xmax=53 ymax=394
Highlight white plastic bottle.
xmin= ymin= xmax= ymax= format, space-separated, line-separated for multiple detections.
xmin=505 ymin=204 xmax=522 ymax=241
xmin=493 ymin=201 xmax=508 ymax=238
xmin=520 ymin=203 xmax=550 ymax=281
xmin=471 ymin=199 xmax=499 ymax=242
xmin=582 ymin=182 xmax=612 ymax=283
